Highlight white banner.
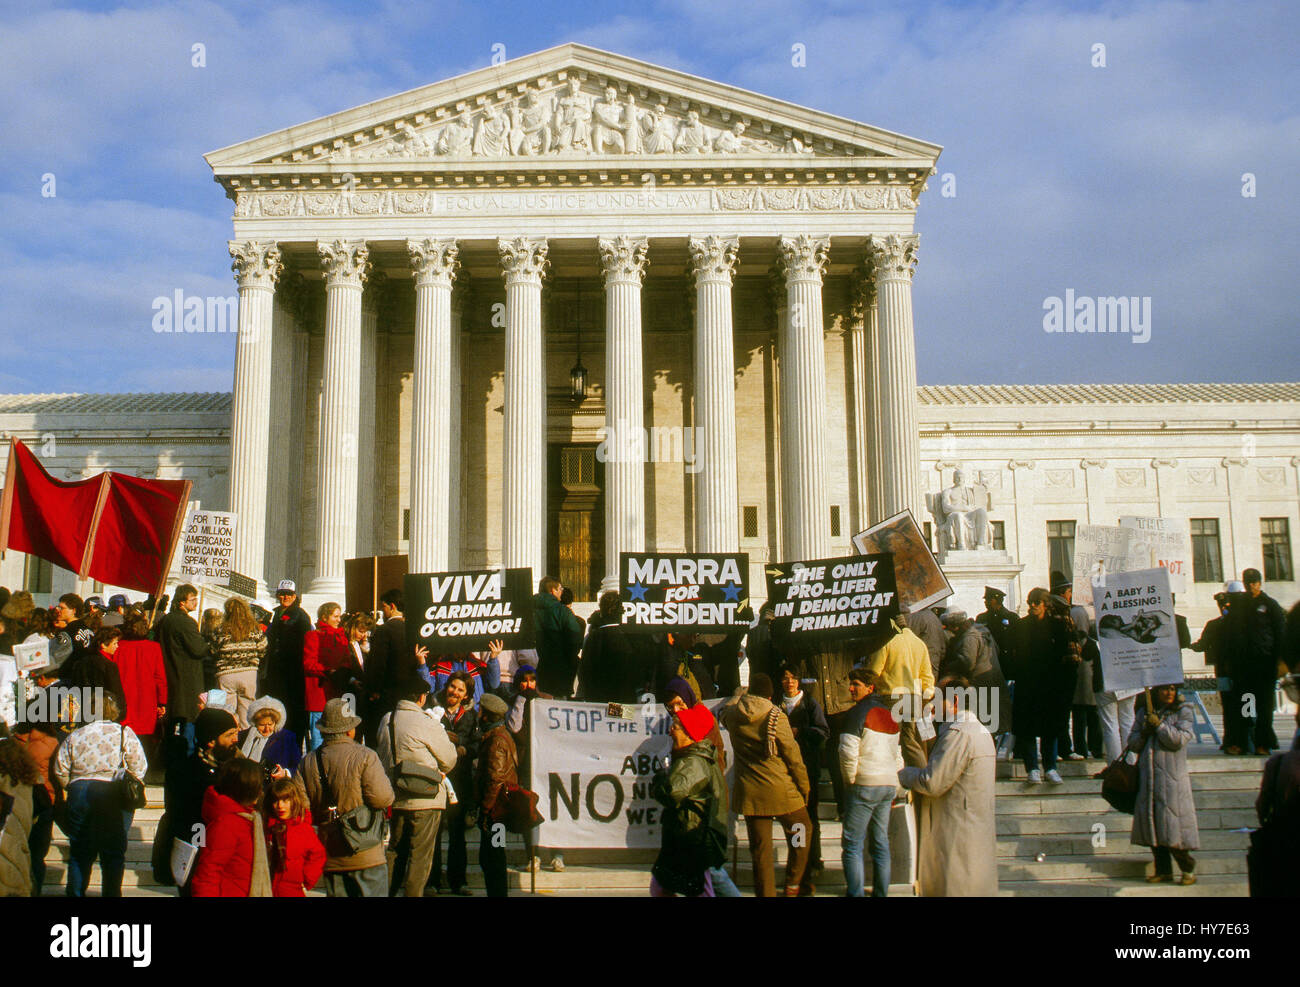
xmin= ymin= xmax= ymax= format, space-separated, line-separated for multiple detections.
xmin=1095 ymin=567 xmax=1184 ymax=692
xmin=529 ymin=699 xmax=733 ymax=850
xmin=1072 ymin=524 xmax=1147 ymax=606
xmin=177 ymin=510 xmax=238 ymax=585
xmin=1119 ymin=516 xmax=1190 ymax=594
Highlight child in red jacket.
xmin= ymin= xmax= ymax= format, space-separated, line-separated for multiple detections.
xmin=265 ymin=775 xmax=326 ymax=897
xmin=191 ymin=758 xmax=273 ymax=897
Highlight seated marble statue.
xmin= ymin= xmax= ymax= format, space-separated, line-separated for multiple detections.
xmin=933 ymin=468 xmax=993 ymax=551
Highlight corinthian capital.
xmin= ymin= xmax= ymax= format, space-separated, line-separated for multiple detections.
xmin=867 ymin=233 xmax=919 ymax=283
xmin=317 ymin=239 xmax=370 ymax=287
xmin=777 ymin=234 xmax=831 ymax=284
xmin=407 ymin=238 xmax=460 ymax=288
xmin=688 ymin=235 xmax=739 ymax=285
xmin=598 ymin=236 xmax=649 ymax=286
xmin=229 ymin=240 xmax=283 ymax=290
xmin=498 ymin=237 xmax=549 ymax=286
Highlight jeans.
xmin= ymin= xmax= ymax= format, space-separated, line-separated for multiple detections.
xmin=1023 ymin=735 xmax=1058 ymax=773
xmin=429 ymin=800 xmax=467 ymax=891
xmin=388 ymin=808 xmax=442 ymax=897
xmin=323 ymin=864 xmax=389 ymax=897
xmin=1096 ymin=691 xmax=1136 ymax=764
xmin=479 ymin=826 xmax=508 ymax=897
xmin=841 ymin=784 xmax=894 ymax=897
xmin=64 ymin=780 xmax=133 ymax=897
xmin=307 ymin=711 xmax=323 ymax=751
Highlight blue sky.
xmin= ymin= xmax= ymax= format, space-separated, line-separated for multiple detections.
xmin=1 ymin=0 xmax=1296 ymax=393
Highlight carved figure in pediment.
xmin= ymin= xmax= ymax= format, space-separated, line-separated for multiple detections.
xmin=472 ymin=100 xmax=511 ymax=157
xmin=674 ymin=109 xmax=711 ymax=153
xmin=510 ymin=88 xmax=555 ymax=156
xmin=436 ymin=116 xmax=472 ymax=157
xmin=592 ymin=85 xmax=626 ymax=154
xmin=554 ymin=77 xmax=594 ymax=152
xmin=622 ymin=94 xmax=643 ymax=154
xmin=641 ymin=104 xmax=676 ymax=154
xmin=715 ymin=121 xmax=780 ymax=154
xmin=783 ymin=134 xmax=814 ymax=154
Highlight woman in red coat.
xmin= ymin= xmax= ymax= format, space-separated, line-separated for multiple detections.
xmin=301 ymin=602 xmax=360 ymax=751
xmin=265 ymin=776 xmax=325 ymax=897
xmin=191 ymin=758 xmax=272 ymax=897
xmin=112 ymin=613 xmax=168 ymax=774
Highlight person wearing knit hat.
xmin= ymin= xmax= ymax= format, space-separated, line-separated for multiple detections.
xmin=650 ymin=703 xmax=728 ymax=896
xmin=663 ymin=676 xmax=697 ymax=710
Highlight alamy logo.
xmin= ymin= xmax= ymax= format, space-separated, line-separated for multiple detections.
xmin=1042 ymin=290 xmax=1151 ymax=343
xmin=49 ymin=919 xmax=152 ymax=967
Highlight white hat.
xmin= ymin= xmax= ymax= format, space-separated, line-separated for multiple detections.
xmin=1225 ymin=580 xmax=1245 ymax=594
xmin=277 ymin=579 xmax=296 ymax=594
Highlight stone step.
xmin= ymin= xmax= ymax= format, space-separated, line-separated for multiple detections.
xmin=998 ymin=850 xmax=1245 ymax=882
xmin=994 ymin=773 xmax=1261 ymax=797
xmin=995 ymin=789 xmax=1254 ymax=816
xmin=997 ymin=829 xmax=1250 ymax=858
xmin=997 ymin=809 xmax=1257 ymax=835
xmin=996 ymin=875 xmax=1249 ymax=897
xmin=996 ymin=756 xmax=1266 ymax=778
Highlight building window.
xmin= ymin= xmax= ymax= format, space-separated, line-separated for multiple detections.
xmin=1190 ymin=518 xmax=1223 ymax=584
xmin=402 ymin=509 xmax=410 ymax=542
xmin=1046 ymin=521 xmax=1076 ymax=579
xmin=23 ymin=555 xmax=52 ymax=595
xmin=742 ymin=505 xmax=759 ymax=540
xmin=990 ymin=521 xmax=1006 ymax=552
xmin=1261 ymin=518 xmax=1294 ymax=582
xmin=560 ymin=446 xmax=597 ymax=489
xmin=829 ymin=505 xmax=842 ymax=539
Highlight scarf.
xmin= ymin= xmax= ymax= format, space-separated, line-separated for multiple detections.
xmin=238 ymin=809 xmax=273 ymax=897
xmin=781 ymin=691 xmax=803 ymax=715
xmin=764 ymin=705 xmax=780 ymax=759
xmin=240 ymin=730 xmax=270 ymax=762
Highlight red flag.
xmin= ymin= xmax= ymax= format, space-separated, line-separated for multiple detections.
xmin=0 ymin=438 xmax=191 ymax=596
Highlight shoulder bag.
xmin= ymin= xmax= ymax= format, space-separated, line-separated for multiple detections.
xmin=389 ymin=710 xmax=443 ymax=799
xmin=115 ymin=724 xmax=147 ymax=810
xmin=314 ymin=748 xmax=386 ymax=854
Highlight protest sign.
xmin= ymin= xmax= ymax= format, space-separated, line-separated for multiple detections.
xmin=850 ymin=509 xmax=952 ymax=613
xmin=619 ymin=553 xmax=749 ymax=633
xmin=765 ymin=554 xmax=900 ymax=645
xmin=1094 ymin=567 xmax=1184 ymax=692
xmin=1072 ymin=524 xmax=1147 ymax=606
xmin=1119 ymin=516 xmax=1190 ymax=594
xmin=11 ymin=638 xmax=51 ymax=674
xmin=404 ymin=567 xmax=534 ymax=653
xmin=530 ymin=698 xmax=732 ymax=849
xmin=345 ymin=553 xmax=408 ymax=613
xmin=176 ymin=510 xmax=237 ymax=584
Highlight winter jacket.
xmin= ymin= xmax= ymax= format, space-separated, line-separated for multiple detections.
xmin=302 ymin=623 xmax=359 ymax=714
xmin=908 ymin=607 xmax=947 ymax=681
xmin=1126 ymin=701 xmax=1200 ymax=851
xmin=191 ymin=788 xmax=262 ymax=897
xmin=163 ymin=752 xmax=219 ymax=850
xmin=651 ymin=739 xmax=728 ymax=896
xmin=1190 ymin=615 xmax=1228 ymax=676
xmin=475 ymin=723 xmax=518 ymax=824
xmin=1236 ymin=591 xmax=1287 ymax=678
xmin=1010 ymin=608 xmax=1080 ymax=737
xmin=111 ymin=639 xmax=168 ymax=737
xmin=439 ymin=699 xmax=479 ymax=795
xmin=940 ymin=624 xmax=1010 ymax=733
xmin=211 ymin=629 xmax=267 ymax=677
xmin=267 ymin=813 xmax=326 ymax=897
xmin=780 ymin=690 xmax=829 ymax=776
xmin=12 ymin=726 xmax=58 ymax=803
xmin=377 ymin=700 xmax=457 ymax=811
xmin=365 ymin=616 xmax=408 ymax=711
xmin=838 ymin=695 xmax=903 ymax=788
xmin=59 ymin=648 xmax=128 ymax=724
xmin=532 ymin=592 xmax=585 ymax=697
xmin=237 ymin=711 xmax=302 ymax=777
xmin=578 ymin=619 xmax=655 ymax=703
xmin=0 ymin=771 xmax=33 ymax=897
xmin=422 ymin=654 xmax=501 ymax=708
xmin=157 ymin=609 xmax=214 ymax=721
xmin=976 ymin=606 xmax=1020 ymax=673
xmin=263 ymin=604 xmax=311 ymax=719
xmin=654 ymin=637 xmax=717 ymax=704
xmin=298 ymin=735 xmax=395 ymax=871
xmin=866 ymin=625 xmax=935 ymax=699
xmin=718 ymin=691 xmax=810 ymax=816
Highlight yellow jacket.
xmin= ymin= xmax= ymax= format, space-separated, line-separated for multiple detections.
xmin=865 ymin=626 xmax=935 ymax=699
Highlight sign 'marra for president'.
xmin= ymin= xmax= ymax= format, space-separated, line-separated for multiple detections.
xmin=619 ymin=552 xmax=749 ymax=632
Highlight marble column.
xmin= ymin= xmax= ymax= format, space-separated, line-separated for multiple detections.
xmin=599 ymin=236 xmax=649 ymax=591
xmin=688 ymin=235 xmax=740 ymax=553
xmin=308 ymin=239 xmax=369 ymax=596
xmin=407 ymin=238 xmax=459 ymax=573
xmin=777 ymin=234 xmax=831 ymax=560
xmin=448 ymin=284 xmax=465 ymax=569
xmin=499 ymin=237 xmax=549 ymax=580
xmin=227 ymin=240 xmax=282 ymax=594
xmin=851 ymin=266 xmax=885 ymax=528
xmin=867 ymin=234 xmax=924 ymax=524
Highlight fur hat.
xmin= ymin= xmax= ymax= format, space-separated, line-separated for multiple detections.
xmin=1 ymin=590 xmax=35 ymax=621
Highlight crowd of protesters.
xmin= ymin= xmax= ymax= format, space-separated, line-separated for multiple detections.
xmin=0 ymin=561 xmax=1297 ymax=899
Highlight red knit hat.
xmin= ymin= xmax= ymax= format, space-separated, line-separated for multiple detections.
xmin=675 ymin=704 xmax=715 ymax=743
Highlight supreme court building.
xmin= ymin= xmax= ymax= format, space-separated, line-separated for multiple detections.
xmin=207 ymin=44 xmax=940 ymax=602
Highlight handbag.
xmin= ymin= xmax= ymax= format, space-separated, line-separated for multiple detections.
xmin=1099 ymin=750 xmax=1139 ymax=814
xmin=114 ymin=724 xmax=147 ymax=811
xmin=314 ymin=749 xmax=387 ymax=854
xmin=388 ymin=710 xmax=443 ymax=799
xmin=489 ymin=783 xmax=543 ymax=834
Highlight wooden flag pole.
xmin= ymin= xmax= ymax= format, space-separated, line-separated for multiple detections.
xmin=0 ymin=438 xmax=17 ymax=561
xmin=154 ymin=480 xmax=193 ymax=611
xmin=77 ymin=472 xmax=113 ymax=580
